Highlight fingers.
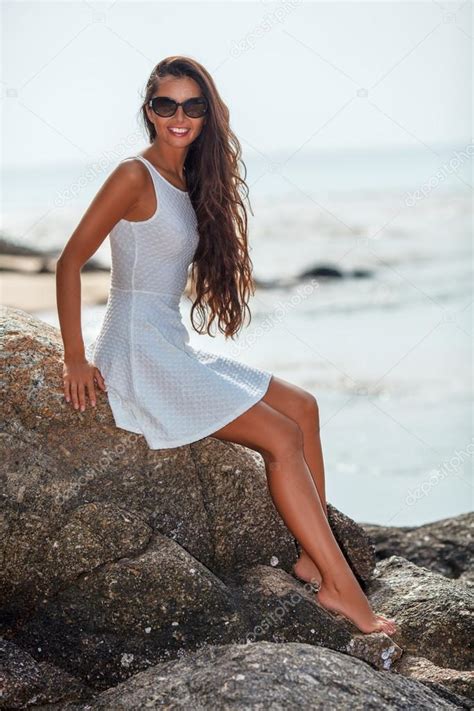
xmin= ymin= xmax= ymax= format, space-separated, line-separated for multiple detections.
xmin=94 ymin=368 xmax=107 ymax=392
xmin=86 ymin=378 xmax=97 ymax=408
xmin=64 ymin=368 xmax=107 ymax=411
xmin=78 ymin=382 xmax=86 ymax=412
xmin=69 ymin=381 xmax=79 ymax=410
xmin=67 ymin=381 xmax=87 ymax=411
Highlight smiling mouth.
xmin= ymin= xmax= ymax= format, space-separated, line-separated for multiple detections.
xmin=168 ymin=127 xmax=191 ymax=136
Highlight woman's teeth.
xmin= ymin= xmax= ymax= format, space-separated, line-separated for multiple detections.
xmin=168 ymin=128 xmax=190 ymax=136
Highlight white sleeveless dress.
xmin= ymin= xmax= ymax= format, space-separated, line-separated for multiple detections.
xmin=85 ymin=155 xmax=273 ymax=449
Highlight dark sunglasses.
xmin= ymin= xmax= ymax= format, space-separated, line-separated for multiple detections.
xmin=148 ymin=96 xmax=208 ymax=118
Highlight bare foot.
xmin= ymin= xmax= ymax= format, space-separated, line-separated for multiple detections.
xmin=316 ymin=580 xmax=399 ymax=636
xmin=292 ymin=552 xmax=323 ymax=588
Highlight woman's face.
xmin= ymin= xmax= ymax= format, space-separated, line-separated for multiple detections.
xmin=146 ymin=76 xmax=207 ymax=148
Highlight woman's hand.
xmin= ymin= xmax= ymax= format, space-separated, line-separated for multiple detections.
xmin=63 ymin=357 xmax=107 ymax=411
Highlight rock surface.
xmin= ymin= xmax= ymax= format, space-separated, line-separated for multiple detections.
xmin=1 ymin=306 xmax=472 ymax=709
xmin=396 ymin=653 xmax=474 ymax=703
xmin=1 ymin=308 xmax=387 ymax=688
xmin=32 ymin=642 xmax=467 ymax=710
xmin=0 ymin=638 xmax=92 ymax=709
xmin=367 ymin=556 xmax=474 ymax=671
xmin=361 ymin=513 xmax=474 ymax=585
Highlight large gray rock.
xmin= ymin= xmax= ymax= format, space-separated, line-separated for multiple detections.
xmin=1 ymin=307 xmax=389 ymax=694
xmin=311 ymin=504 xmax=376 ymax=588
xmin=0 ymin=638 xmax=93 ymax=709
xmin=0 ymin=308 xmax=296 ymax=617
xmin=361 ymin=513 xmax=474 ymax=585
xmin=237 ymin=565 xmax=402 ymax=671
xmin=367 ymin=556 xmax=474 ymax=671
xmin=13 ymin=529 xmax=254 ymax=689
xmin=39 ymin=642 xmax=466 ymax=710
xmin=2 ymin=306 xmax=471 ymax=710
xmin=396 ymin=653 xmax=474 ymax=703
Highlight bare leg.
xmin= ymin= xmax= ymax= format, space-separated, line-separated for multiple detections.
xmin=261 ymin=376 xmax=328 ymax=586
xmin=210 ymin=390 xmax=398 ymax=635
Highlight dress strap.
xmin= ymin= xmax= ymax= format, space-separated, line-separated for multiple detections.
xmin=130 ymin=156 xmax=189 ymax=195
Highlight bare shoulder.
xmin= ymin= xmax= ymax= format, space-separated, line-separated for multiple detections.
xmin=111 ymin=156 xmax=149 ymax=187
xmin=100 ymin=157 xmax=150 ymax=214
xmin=56 ymin=157 xmax=152 ymax=267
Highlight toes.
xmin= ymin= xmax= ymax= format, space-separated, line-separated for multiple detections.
xmin=385 ymin=622 xmax=398 ymax=635
xmin=385 ymin=617 xmax=398 ymax=632
xmin=376 ymin=617 xmax=397 ymax=635
xmin=379 ymin=615 xmax=398 ymax=631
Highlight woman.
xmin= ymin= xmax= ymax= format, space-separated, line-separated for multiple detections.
xmin=56 ymin=55 xmax=398 ymax=637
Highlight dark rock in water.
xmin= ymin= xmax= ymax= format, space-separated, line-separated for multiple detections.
xmin=0 ymin=234 xmax=107 ymax=273
xmin=299 ymin=265 xmax=344 ymax=279
xmin=0 ymin=234 xmax=106 ymax=270
xmin=0 ymin=234 xmax=59 ymax=257
xmin=361 ymin=513 xmax=473 ymax=584
xmin=297 ymin=265 xmax=373 ymax=281
xmin=253 ymin=265 xmax=373 ymax=289
xmin=47 ymin=642 xmax=465 ymax=710
xmin=0 ymin=252 xmax=108 ymax=274
xmin=253 ymin=277 xmax=279 ymax=288
xmin=351 ymin=268 xmax=372 ymax=278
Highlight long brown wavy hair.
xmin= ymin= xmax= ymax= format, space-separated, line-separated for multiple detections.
xmin=138 ymin=56 xmax=256 ymax=340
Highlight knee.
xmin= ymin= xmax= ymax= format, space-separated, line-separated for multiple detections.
xmin=299 ymin=391 xmax=319 ymax=428
xmin=265 ymin=417 xmax=304 ymax=465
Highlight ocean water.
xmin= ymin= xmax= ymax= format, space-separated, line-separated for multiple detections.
xmin=4 ymin=144 xmax=472 ymax=526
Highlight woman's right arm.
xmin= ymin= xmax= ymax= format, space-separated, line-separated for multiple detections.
xmin=56 ymin=160 xmax=144 ymax=412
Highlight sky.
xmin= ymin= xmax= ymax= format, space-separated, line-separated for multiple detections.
xmin=2 ymin=0 xmax=472 ymax=170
